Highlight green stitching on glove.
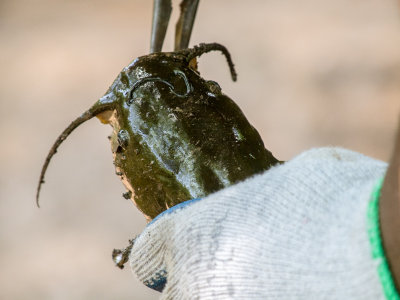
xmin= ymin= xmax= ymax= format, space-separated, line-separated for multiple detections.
xmin=368 ymin=178 xmax=400 ymax=300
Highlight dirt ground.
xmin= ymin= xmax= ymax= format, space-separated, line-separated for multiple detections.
xmin=1 ymin=0 xmax=400 ymax=299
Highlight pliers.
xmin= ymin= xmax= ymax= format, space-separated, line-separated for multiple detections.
xmin=150 ymin=0 xmax=200 ymax=53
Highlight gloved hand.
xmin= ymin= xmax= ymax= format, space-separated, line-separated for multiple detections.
xmin=129 ymin=147 xmax=392 ymax=299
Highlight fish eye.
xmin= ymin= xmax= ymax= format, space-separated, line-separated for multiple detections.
xmin=206 ymin=80 xmax=221 ymax=94
xmin=169 ymin=70 xmax=191 ymax=96
xmin=127 ymin=71 xmax=192 ymax=105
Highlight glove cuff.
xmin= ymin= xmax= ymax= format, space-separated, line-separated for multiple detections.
xmin=368 ymin=178 xmax=400 ymax=300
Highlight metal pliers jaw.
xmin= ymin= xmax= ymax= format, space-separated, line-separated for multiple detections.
xmin=150 ymin=0 xmax=200 ymax=53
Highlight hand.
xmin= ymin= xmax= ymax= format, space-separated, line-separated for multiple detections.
xmin=129 ymin=147 xmax=389 ymax=299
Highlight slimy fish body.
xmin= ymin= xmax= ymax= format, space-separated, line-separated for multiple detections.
xmin=37 ymin=43 xmax=279 ymax=220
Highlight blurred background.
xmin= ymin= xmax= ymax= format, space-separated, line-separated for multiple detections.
xmin=1 ymin=0 xmax=400 ymax=299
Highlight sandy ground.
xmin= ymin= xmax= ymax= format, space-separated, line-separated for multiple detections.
xmin=1 ymin=0 xmax=400 ymax=299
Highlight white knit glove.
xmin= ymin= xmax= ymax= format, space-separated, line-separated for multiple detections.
xmin=129 ymin=147 xmax=389 ymax=299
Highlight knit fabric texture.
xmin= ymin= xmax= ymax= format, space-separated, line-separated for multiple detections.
xmin=130 ymin=147 xmax=389 ymax=299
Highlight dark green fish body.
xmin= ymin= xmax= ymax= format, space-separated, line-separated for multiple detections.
xmin=37 ymin=43 xmax=279 ymax=220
